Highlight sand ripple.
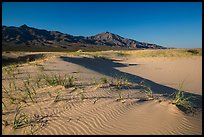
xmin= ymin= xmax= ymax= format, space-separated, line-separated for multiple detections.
xmin=34 ymin=87 xmax=201 ymax=135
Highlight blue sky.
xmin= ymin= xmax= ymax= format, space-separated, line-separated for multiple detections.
xmin=2 ymin=2 xmax=202 ymax=48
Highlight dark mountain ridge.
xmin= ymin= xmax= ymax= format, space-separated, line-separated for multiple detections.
xmin=2 ymin=24 xmax=166 ymax=51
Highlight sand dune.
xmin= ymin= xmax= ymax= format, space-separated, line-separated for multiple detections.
xmin=2 ymin=54 xmax=202 ymax=135
xmin=117 ymin=57 xmax=202 ymax=95
xmin=3 ymin=84 xmax=202 ymax=135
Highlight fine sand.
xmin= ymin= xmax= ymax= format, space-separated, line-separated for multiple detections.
xmin=117 ymin=57 xmax=202 ymax=95
xmin=2 ymin=54 xmax=202 ymax=135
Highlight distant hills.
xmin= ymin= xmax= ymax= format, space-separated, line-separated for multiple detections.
xmin=2 ymin=24 xmax=166 ymax=51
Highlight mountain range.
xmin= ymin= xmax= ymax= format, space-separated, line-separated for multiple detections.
xmin=2 ymin=24 xmax=166 ymax=51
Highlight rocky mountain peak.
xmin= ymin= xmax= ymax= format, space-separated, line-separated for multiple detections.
xmin=98 ymin=31 xmax=113 ymax=36
xmin=20 ymin=24 xmax=29 ymax=28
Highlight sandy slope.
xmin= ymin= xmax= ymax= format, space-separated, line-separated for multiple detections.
xmin=2 ymin=55 xmax=202 ymax=135
xmin=117 ymin=57 xmax=202 ymax=95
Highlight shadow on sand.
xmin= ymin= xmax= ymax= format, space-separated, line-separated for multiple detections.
xmin=2 ymin=54 xmax=45 ymax=66
xmin=60 ymin=56 xmax=202 ymax=108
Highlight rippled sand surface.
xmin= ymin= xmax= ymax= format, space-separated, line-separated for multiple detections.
xmin=2 ymin=55 xmax=202 ymax=135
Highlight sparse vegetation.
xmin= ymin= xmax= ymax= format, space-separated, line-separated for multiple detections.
xmin=125 ymin=48 xmax=202 ymax=58
xmin=2 ymin=85 xmax=17 ymax=104
xmin=169 ymin=82 xmax=196 ymax=113
xmin=100 ymin=77 xmax=108 ymax=84
xmin=116 ymin=91 xmax=125 ymax=102
xmin=111 ymin=75 xmax=131 ymax=90
xmin=171 ymin=90 xmax=195 ymax=113
xmin=54 ymin=91 xmax=64 ymax=103
xmin=35 ymin=74 xmax=43 ymax=88
xmin=22 ymin=81 xmax=36 ymax=103
xmin=12 ymin=105 xmax=49 ymax=133
xmin=65 ymin=48 xmax=202 ymax=59
xmin=139 ymin=81 xmax=153 ymax=97
xmin=93 ymin=54 xmax=108 ymax=60
xmin=2 ymin=50 xmax=201 ymax=135
xmin=13 ymin=106 xmax=29 ymax=129
xmin=114 ymin=52 xmax=129 ymax=57
xmin=42 ymin=73 xmax=75 ymax=88
xmin=77 ymin=89 xmax=86 ymax=101
xmin=186 ymin=49 xmax=200 ymax=55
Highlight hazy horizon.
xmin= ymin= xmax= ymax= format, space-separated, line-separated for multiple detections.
xmin=2 ymin=2 xmax=202 ymax=48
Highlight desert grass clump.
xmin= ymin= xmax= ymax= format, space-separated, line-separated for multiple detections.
xmin=43 ymin=73 xmax=75 ymax=88
xmin=65 ymin=75 xmax=75 ymax=88
xmin=2 ymin=85 xmax=17 ymax=104
xmin=13 ymin=106 xmax=49 ymax=132
xmin=34 ymin=73 xmax=48 ymax=89
xmin=139 ymin=80 xmax=153 ymax=97
xmin=15 ymin=74 xmax=37 ymax=104
xmin=170 ymin=90 xmax=195 ymax=113
xmin=35 ymin=74 xmax=43 ymax=88
xmin=3 ymin=72 xmax=38 ymax=104
xmin=172 ymin=91 xmax=195 ymax=113
xmin=13 ymin=106 xmax=29 ymax=129
xmin=22 ymin=81 xmax=37 ymax=103
xmin=168 ymin=82 xmax=196 ymax=113
xmin=112 ymin=75 xmax=131 ymax=90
